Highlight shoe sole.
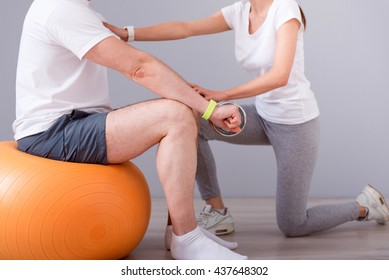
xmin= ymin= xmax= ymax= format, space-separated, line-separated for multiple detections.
xmin=366 ymin=184 xmax=389 ymax=224
xmin=206 ymin=223 xmax=235 ymax=236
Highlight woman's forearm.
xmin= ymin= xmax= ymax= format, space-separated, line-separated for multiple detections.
xmin=224 ymin=70 xmax=289 ymax=100
xmin=104 ymin=12 xmax=229 ymax=42
xmin=135 ymin=22 xmax=192 ymax=41
xmin=134 ymin=12 xmax=230 ymax=41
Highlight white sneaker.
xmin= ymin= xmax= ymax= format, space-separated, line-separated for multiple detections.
xmin=356 ymin=184 xmax=389 ymax=224
xmin=196 ymin=205 xmax=235 ymax=235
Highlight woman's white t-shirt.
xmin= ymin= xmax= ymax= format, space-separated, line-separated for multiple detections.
xmin=13 ymin=0 xmax=114 ymax=140
xmin=222 ymin=0 xmax=319 ymax=125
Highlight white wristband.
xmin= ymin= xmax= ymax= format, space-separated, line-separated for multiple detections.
xmin=124 ymin=26 xmax=134 ymax=42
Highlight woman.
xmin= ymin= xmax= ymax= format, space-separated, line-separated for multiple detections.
xmin=105 ymin=0 xmax=389 ymax=241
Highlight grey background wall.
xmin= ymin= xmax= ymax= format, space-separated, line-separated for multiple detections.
xmin=1 ymin=0 xmax=388 ymax=198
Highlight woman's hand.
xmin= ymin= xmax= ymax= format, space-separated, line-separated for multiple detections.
xmin=209 ymin=104 xmax=242 ymax=133
xmin=191 ymin=84 xmax=225 ymax=102
xmin=103 ymin=22 xmax=128 ymax=42
xmin=191 ymin=83 xmax=239 ymax=131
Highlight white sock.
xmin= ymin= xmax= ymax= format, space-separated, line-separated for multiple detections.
xmin=200 ymin=227 xmax=238 ymax=249
xmin=170 ymin=226 xmax=247 ymax=260
xmin=165 ymin=225 xmax=238 ymax=250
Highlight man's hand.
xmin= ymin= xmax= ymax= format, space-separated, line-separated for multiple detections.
xmin=210 ymin=104 xmax=242 ymax=133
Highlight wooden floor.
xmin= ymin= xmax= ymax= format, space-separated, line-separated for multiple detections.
xmin=125 ymin=198 xmax=389 ymax=260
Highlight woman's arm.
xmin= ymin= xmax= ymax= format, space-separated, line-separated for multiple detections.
xmin=104 ymin=11 xmax=230 ymax=42
xmin=194 ymin=19 xmax=301 ymax=101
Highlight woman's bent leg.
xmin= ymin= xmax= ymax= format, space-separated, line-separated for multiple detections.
xmin=267 ymin=118 xmax=359 ymax=237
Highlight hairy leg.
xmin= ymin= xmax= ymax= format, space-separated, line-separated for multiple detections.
xmin=106 ymin=99 xmax=198 ymax=235
xmin=106 ymin=99 xmax=247 ymax=259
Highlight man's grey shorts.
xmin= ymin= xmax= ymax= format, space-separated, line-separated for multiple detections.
xmin=17 ymin=110 xmax=109 ymax=164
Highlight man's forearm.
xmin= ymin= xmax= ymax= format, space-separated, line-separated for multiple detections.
xmin=84 ymin=36 xmax=208 ymax=114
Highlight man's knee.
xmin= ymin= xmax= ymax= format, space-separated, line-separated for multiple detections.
xmin=159 ymin=99 xmax=197 ymax=129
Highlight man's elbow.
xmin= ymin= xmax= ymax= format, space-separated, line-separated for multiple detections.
xmin=124 ymin=54 xmax=155 ymax=81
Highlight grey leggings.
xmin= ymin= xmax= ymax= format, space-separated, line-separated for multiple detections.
xmin=196 ymin=104 xmax=359 ymax=236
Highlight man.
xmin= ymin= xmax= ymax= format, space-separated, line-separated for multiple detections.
xmin=13 ymin=0 xmax=246 ymax=260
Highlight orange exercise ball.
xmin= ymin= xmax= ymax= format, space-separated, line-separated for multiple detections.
xmin=0 ymin=141 xmax=151 ymax=260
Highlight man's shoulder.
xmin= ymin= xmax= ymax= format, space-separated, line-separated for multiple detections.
xmin=27 ymin=0 xmax=88 ymax=21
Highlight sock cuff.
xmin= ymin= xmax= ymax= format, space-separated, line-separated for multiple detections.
xmin=172 ymin=226 xmax=202 ymax=242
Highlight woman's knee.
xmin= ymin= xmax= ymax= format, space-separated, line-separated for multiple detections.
xmin=277 ymin=215 xmax=307 ymax=237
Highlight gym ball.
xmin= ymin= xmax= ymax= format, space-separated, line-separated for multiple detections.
xmin=0 ymin=141 xmax=151 ymax=260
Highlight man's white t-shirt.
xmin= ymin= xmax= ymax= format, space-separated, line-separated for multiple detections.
xmin=222 ymin=0 xmax=320 ymax=125
xmin=13 ymin=0 xmax=114 ymax=140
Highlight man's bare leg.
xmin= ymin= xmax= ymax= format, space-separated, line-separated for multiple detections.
xmin=106 ymin=99 xmax=197 ymax=232
xmin=105 ymin=99 xmax=246 ymax=259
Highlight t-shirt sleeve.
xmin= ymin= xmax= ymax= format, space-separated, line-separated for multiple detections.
xmin=46 ymin=1 xmax=113 ymax=59
xmin=221 ymin=1 xmax=241 ymax=30
xmin=274 ymin=0 xmax=302 ymax=30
